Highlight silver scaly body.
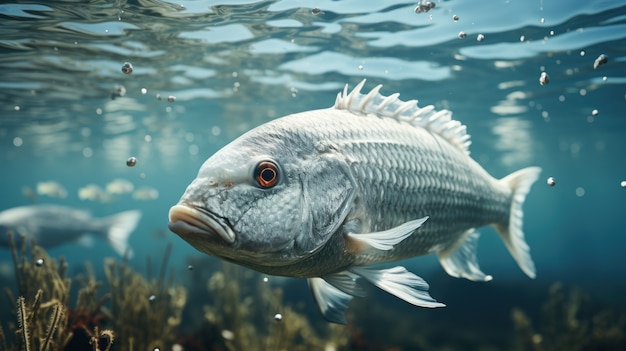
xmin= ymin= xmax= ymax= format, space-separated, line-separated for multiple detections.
xmin=168 ymin=80 xmax=541 ymax=323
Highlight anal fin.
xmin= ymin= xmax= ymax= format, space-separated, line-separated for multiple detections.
xmin=308 ymin=271 xmax=366 ymax=324
xmin=438 ymin=229 xmax=492 ymax=282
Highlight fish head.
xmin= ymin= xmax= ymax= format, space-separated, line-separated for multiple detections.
xmin=168 ymin=122 xmax=355 ymax=270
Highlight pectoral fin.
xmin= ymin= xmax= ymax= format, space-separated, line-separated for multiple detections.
xmin=350 ymin=266 xmax=445 ymax=308
xmin=347 ymin=216 xmax=429 ymax=252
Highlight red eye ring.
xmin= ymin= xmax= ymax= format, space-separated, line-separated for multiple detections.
xmin=254 ymin=161 xmax=279 ymax=188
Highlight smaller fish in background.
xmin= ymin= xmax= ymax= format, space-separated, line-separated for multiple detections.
xmin=0 ymin=205 xmax=141 ymax=258
xmin=106 ymin=178 xmax=135 ymax=195
xmin=132 ymin=187 xmax=159 ymax=200
xmin=36 ymin=181 xmax=67 ymax=198
xmin=78 ymin=184 xmax=114 ymax=203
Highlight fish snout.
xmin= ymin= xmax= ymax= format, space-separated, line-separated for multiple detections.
xmin=168 ymin=204 xmax=235 ymax=244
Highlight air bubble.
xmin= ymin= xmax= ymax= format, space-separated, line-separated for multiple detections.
xmin=546 ymin=177 xmax=556 ymax=187
xmin=311 ymin=8 xmax=322 ymax=15
xmin=539 ymin=72 xmax=549 ymax=86
xmin=121 ymin=62 xmax=133 ymax=74
xmin=620 ymin=181 xmax=626 ymax=188
xmin=452 ymin=15 xmax=459 ymax=22
xmin=36 ymin=258 xmax=44 ymax=266
xmin=274 ymin=313 xmax=283 ymax=321
xmin=476 ymin=34 xmax=484 ymax=42
xmin=168 ymin=96 xmax=176 ymax=102
xmin=358 ymin=65 xmax=363 ymax=71
xmin=414 ymin=1 xmax=435 ymax=13
xmin=458 ymin=31 xmax=466 ymax=39
xmin=591 ymin=109 xmax=598 ymax=116
xmin=126 ymin=156 xmax=137 ymax=167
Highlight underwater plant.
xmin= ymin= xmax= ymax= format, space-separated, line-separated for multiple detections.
xmin=2 ymin=232 xmax=71 ymax=351
xmin=182 ymin=260 xmax=348 ymax=351
xmin=104 ymin=243 xmax=187 ymax=351
xmin=1 ymin=232 xmax=185 ymax=351
xmin=512 ymin=282 xmax=626 ymax=351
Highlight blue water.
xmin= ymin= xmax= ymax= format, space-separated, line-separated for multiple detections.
xmin=1 ymin=0 xmax=626 ymax=349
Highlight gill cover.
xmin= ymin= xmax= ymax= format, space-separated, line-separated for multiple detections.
xmin=295 ymin=151 xmax=355 ymax=256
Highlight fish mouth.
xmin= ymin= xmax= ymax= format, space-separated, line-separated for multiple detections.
xmin=168 ymin=204 xmax=235 ymax=244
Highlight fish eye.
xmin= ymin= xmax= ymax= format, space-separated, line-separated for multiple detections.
xmin=254 ymin=160 xmax=279 ymax=188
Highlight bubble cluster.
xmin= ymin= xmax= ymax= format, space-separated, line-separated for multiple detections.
xmin=414 ymin=1 xmax=435 ymax=13
xmin=593 ymin=54 xmax=608 ymax=69
xmin=126 ymin=156 xmax=137 ymax=167
xmin=546 ymin=177 xmax=556 ymax=187
xmin=539 ymin=72 xmax=549 ymax=86
xmin=121 ymin=62 xmax=133 ymax=74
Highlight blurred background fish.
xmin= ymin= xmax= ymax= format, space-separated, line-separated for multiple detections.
xmin=106 ymin=178 xmax=135 ymax=195
xmin=0 ymin=204 xmax=141 ymax=258
xmin=78 ymin=184 xmax=114 ymax=203
xmin=36 ymin=181 xmax=67 ymax=199
xmin=132 ymin=187 xmax=159 ymax=201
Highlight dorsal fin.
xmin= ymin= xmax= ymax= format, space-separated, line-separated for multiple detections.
xmin=333 ymin=79 xmax=472 ymax=155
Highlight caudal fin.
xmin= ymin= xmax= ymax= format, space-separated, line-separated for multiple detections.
xmin=103 ymin=210 xmax=142 ymax=258
xmin=496 ymin=167 xmax=541 ymax=278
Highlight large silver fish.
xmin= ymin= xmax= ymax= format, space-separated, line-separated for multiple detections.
xmin=0 ymin=205 xmax=141 ymax=257
xmin=168 ymin=80 xmax=541 ymax=323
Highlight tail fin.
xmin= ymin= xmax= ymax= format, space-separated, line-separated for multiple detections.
xmin=496 ymin=167 xmax=541 ymax=279
xmin=102 ymin=210 xmax=142 ymax=258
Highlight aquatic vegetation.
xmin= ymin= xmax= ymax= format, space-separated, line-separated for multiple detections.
xmin=2 ymin=233 xmax=184 ymax=351
xmin=104 ymin=244 xmax=186 ymax=351
xmin=2 ymin=232 xmax=71 ymax=351
xmin=512 ymin=282 xmax=626 ymax=351
xmin=185 ymin=261 xmax=348 ymax=351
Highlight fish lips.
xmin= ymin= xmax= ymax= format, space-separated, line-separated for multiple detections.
xmin=168 ymin=204 xmax=236 ymax=244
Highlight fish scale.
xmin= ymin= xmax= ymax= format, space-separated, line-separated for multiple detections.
xmin=282 ymin=109 xmax=511 ymax=263
xmin=168 ymin=80 xmax=541 ymax=324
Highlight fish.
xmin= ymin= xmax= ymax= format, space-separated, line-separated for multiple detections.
xmin=106 ymin=178 xmax=135 ymax=194
xmin=132 ymin=186 xmax=159 ymax=200
xmin=168 ymin=80 xmax=541 ymax=324
xmin=0 ymin=204 xmax=141 ymax=258
xmin=36 ymin=181 xmax=67 ymax=198
xmin=78 ymin=184 xmax=114 ymax=203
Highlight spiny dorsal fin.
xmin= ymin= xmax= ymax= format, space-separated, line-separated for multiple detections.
xmin=333 ymin=79 xmax=472 ymax=155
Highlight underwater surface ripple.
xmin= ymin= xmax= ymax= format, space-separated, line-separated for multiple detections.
xmin=1 ymin=0 xmax=626 ymax=350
